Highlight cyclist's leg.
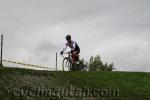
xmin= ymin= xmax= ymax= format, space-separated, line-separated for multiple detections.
xmin=70 ymin=50 xmax=76 ymax=70
xmin=71 ymin=50 xmax=80 ymax=70
xmin=71 ymin=51 xmax=78 ymax=63
xmin=76 ymin=50 xmax=80 ymax=70
xmin=76 ymin=50 xmax=80 ymax=61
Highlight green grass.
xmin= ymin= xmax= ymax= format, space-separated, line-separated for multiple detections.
xmin=0 ymin=67 xmax=150 ymax=100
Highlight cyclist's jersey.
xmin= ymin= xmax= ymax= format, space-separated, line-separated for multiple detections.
xmin=63 ymin=40 xmax=80 ymax=52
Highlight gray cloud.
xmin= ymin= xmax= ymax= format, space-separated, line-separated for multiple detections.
xmin=1 ymin=0 xmax=150 ymax=71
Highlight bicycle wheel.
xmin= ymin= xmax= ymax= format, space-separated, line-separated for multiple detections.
xmin=62 ymin=57 xmax=71 ymax=71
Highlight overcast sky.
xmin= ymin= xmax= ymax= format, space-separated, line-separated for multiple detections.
xmin=0 ymin=0 xmax=150 ymax=71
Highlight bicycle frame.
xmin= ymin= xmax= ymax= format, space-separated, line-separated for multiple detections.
xmin=62 ymin=52 xmax=71 ymax=59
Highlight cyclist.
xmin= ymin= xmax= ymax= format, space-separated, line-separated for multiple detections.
xmin=60 ymin=35 xmax=80 ymax=66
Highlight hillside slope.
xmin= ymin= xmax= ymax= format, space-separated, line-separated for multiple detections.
xmin=0 ymin=67 xmax=150 ymax=100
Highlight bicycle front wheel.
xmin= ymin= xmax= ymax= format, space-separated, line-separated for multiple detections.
xmin=62 ymin=57 xmax=71 ymax=71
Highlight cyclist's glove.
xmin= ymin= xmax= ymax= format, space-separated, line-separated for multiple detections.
xmin=60 ymin=51 xmax=63 ymax=55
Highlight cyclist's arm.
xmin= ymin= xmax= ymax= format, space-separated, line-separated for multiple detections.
xmin=62 ymin=44 xmax=68 ymax=52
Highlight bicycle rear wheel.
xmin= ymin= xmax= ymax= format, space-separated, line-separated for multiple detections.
xmin=62 ymin=57 xmax=71 ymax=71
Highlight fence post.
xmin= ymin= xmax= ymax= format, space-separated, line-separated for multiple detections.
xmin=0 ymin=34 xmax=3 ymax=67
xmin=56 ymin=52 xmax=57 ymax=71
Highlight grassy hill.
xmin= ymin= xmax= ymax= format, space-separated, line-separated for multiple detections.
xmin=0 ymin=67 xmax=150 ymax=100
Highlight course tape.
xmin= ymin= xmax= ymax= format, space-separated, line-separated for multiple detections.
xmin=2 ymin=60 xmax=53 ymax=69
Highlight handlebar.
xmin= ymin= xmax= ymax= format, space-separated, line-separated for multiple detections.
xmin=61 ymin=52 xmax=71 ymax=57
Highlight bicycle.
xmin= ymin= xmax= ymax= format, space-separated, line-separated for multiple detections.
xmin=61 ymin=52 xmax=72 ymax=71
xmin=61 ymin=52 xmax=80 ymax=71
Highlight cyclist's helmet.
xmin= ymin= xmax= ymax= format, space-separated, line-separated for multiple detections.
xmin=66 ymin=35 xmax=71 ymax=40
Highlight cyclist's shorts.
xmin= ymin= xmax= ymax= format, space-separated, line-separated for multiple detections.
xmin=71 ymin=49 xmax=80 ymax=55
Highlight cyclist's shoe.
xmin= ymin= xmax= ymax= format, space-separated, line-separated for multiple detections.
xmin=71 ymin=63 xmax=78 ymax=71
